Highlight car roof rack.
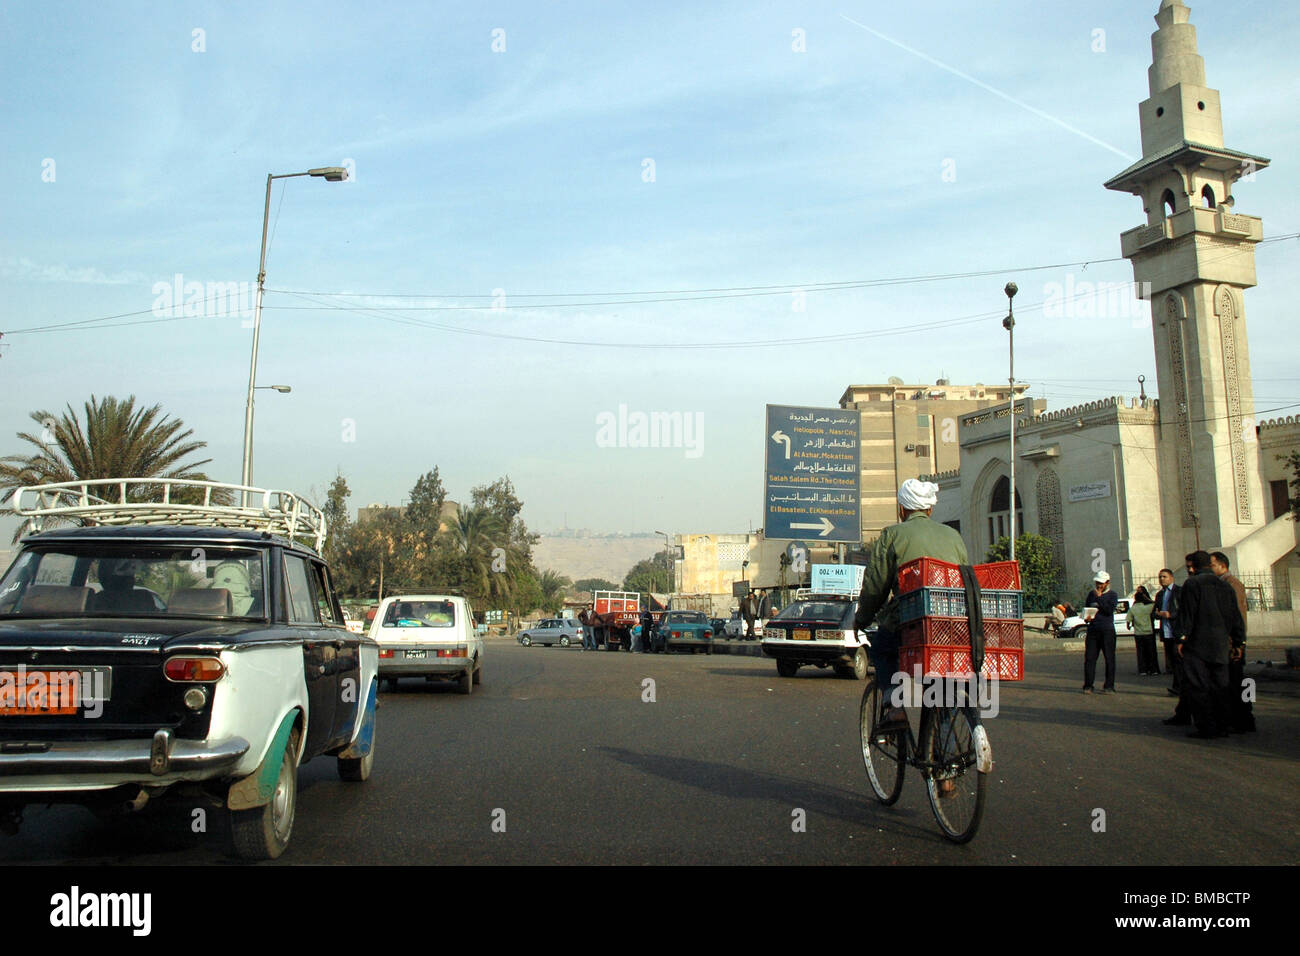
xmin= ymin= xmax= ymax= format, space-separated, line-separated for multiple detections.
xmin=10 ymin=478 xmax=327 ymax=552
xmin=793 ymin=588 xmax=855 ymax=601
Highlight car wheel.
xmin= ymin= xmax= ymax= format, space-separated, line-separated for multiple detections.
xmin=560 ymin=636 xmax=570 ymax=647
xmin=849 ymin=647 xmax=869 ymax=681
xmin=1070 ymin=626 xmax=1088 ymax=640
xmin=473 ymin=661 xmax=482 ymax=685
xmin=777 ymin=660 xmax=798 ymax=678
xmin=459 ymin=666 xmax=473 ymax=695
xmin=231 ymin=729 xmax=298 ymax=860
xmin=520 ymin=635 xmax=532 ymax=646
xmin=337 ymin=730 xmax=374 ymax=783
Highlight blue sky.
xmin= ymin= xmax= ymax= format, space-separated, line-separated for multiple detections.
xmin=2 ymin=0 xmax=1298 ymax=539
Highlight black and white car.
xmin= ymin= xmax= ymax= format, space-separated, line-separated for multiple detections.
xmin=0 ymin=479 xmax=379 ymax=860
xmin=761 ymin=592 xmax=873 ymax=679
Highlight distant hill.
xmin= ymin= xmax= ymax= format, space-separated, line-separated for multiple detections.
xmin=533 ymin=534 xmax=661 ymax=586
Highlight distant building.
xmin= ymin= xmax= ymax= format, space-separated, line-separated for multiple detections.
xmin=357 ymin=500 xmax=459 ymax=533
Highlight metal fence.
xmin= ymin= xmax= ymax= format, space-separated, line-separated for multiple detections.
xmin=1130 ymin=570 xmax=1292 ymax=611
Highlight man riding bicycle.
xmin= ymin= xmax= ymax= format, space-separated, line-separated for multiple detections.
xmin=853 ymin=478 xmax=968 ymax=731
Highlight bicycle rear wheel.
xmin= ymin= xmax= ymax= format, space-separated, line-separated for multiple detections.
xmin=859 ymin=680 xmax=905 ymax=805
xmin=923 ymin=704 xmax=986 ymax=843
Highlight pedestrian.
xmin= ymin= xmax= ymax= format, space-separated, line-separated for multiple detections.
xmin=639 ymin=608 xmax=654 ymax=654
xmin=854 ymin=478 xmax=969 ymax=733
xmin=1176 ymin=550 xmax=1244 ymax=739
xmin=1154 ymin=569 xmax=1181 ymax=697
xmin=1081 ymin=571 xmax=1119 ymax=694
xmin=1127 ymin=585 xmax=1159 ymax=676
xmin=1210 ymin=551 xmax=1255 ymax=733
xmin=758 ymin=588 xmax=774 ymax=621
xmin=741 ymin=590 xmax=757 ymax=640
xmin=579 ymin=607 xmax=597 ymax=651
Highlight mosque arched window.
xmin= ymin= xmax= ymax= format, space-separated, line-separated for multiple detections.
xmin=987 ymin=475 xmax=1024 ymax=546
xmin=1161 ymin=188 xmax=1177 ymax=218
xmin=1201 ymin=184 xmax=1216 ymax=208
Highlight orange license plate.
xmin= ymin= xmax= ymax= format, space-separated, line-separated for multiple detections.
xmin=792 ymin=629 xmax=811 ymax=640
xmin=0 ymin=670 xmax=83 ymax=715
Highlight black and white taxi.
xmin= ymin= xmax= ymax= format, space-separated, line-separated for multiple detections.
xmin=0 ymin=479 xmax=379 ymax=860
xmin=761 ymin=590 xmax=874 ymax=680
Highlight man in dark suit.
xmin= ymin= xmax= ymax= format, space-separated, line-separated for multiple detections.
xmin=1176 ymin=550 xmax=1245 ymax=739
xmin=1210 ymin=551 xmax=1255 ymax=733
xmin=1154 ymin=568 xmax=1182 ymax=692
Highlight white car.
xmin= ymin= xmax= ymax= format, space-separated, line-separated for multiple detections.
xmin=761 ymin=594 xmax=872 ymax=679
xmin=370 ymin=594 xmax=483 ymax=694
xmin=723 ymin=612 xmax=765 ymax=639
xmin=1055 ymin=594 xmax=1136 ymax=640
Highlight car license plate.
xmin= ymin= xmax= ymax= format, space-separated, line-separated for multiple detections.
xmin=404 ymin=649 xmax=428 ymax=660
xmin=0 ymin=668 xmax=111 ymax=716
xmin=792 ymin=629 xmax=811 ymax=640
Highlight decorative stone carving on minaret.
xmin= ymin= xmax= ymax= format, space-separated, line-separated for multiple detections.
xmin=1105 ymin=0 xmax=1269 ymax=548
xmin=1215 ymin=285 xmax=1250 ymax=523
xmin=1163 ymin=292 xmax=1197 ymax=527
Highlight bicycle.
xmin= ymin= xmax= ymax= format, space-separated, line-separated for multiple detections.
xmin=859 ymin=667 xmax=992 ymax=843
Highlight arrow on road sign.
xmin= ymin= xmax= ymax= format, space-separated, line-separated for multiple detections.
xmin=772 ymin=430 xmax=791 ymax=459
xmin=790 ymin=516 xmax=835 ymax=537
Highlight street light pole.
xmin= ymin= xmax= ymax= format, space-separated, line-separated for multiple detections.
xmin=241 ymin=167 xmax=347 ymax=500
xmin=1003 ymin=282 xmax=1018 ymax=563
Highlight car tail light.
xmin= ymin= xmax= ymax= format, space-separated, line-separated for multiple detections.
xmin=815 ymin=630 xmax=841 ymax=640
xmin=379 ymin=649 xmax=394 ymax=658
xmin=437 ymin=646 xmax=468 ymax=658
xmin=163 ymin=657 xmax=225 ymax=682
xmin=672 ymin=631 xmax=682 ymax=638
xmin=704 ymin=629 xmax=713 ymax=638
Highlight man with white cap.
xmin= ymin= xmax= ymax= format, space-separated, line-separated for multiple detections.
xmin=854 ymin=478 xmax=968 ymax=729
xmin=1082 ymin=570 xmax=1120 ymax=694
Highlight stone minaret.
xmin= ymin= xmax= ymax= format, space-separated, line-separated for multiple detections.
xmin=1105 ymin=0 xmax=1270 ymax=554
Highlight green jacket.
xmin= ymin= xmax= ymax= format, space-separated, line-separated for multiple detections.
xmin=1126 ymin=601 xmax=1155 ymax=636
xmin=853 ymin=513 xmax=969 ymax=633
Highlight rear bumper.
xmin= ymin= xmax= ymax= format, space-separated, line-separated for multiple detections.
xmin=378 ymin=653 xmax=472 ymax=676
xmin=0 ymin=733 xmax=250 ymax=789
xmin=762 ymin=639 xmax=861 ymax=664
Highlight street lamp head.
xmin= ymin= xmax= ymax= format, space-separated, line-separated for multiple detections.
xmin=271 ymin=385 xmax=291 ymax=393
xmin=309 ymin=167 xmax=349 ymax=182
xmin=1004 ymin=282 xmax=1018 ymax=299
xmin=1002 ymin=314 xmax=1015 ymax=331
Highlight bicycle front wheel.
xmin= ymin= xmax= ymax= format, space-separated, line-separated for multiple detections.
xmin=859 ymin=680 xmax=905 ymax=805
xmin=923 ymin=704 xmax=986 ymax=843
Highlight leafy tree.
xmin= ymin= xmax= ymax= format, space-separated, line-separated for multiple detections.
xmin=622 ymin=551 xmax=673 ymax=599
xmin=1281 ymin=451 xmax=1300 ymax=522
xmin=407 ymin=468 xmax=447 ymax=538
xmin=321 ymin=473 xmax=351 ymax=561
xmin=985 ymin=533 xmax=1061 ymax=613
xmin=0 ymin=395 xmax=227 ymax=539
xmin=574 ymin=577 xmax=618 ymax=594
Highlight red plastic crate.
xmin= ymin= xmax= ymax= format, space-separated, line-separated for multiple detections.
xmin=900 ymin=617 xmax=1024 ymax=649
xmin=899 ymin=643 xmax=1024 ymax=681
xmin=897 ymin=558 xmax=1020 ymax=594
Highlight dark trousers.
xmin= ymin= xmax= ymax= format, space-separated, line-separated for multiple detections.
xmin=1228 ymin=654 xmax=1255 ymax=731
xmin=1083 ymin=628 xmax=1117 ymax=690
xmin=1162 ymin=638 xmax=1183 ymax=693
xmin=744 ymin=616 xmax=755 ymax=639
xmin=1135 ymin=634 xmax=1160 ymax=674
xmin=1182 ymin=652 xmax=1229 ymax=736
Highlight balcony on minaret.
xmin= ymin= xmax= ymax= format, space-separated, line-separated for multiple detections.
xmin=1120 ymin=206 xmax=1263 ymax=258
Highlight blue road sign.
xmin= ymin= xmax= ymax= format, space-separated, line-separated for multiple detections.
xmin=764 ymin=405 xmax=861 ymax=542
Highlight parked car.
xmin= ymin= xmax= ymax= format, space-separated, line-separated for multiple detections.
xmin=0 ymin=478 xmax=379 ymax=861
xmin=724 ymin=610 xmax=765 ymax=639
xmin=517 ymin=618 xmax=584 ymax=647
xmin=709 ymin=617 xmax=728 ymax=636
xmin=651 ymin=610 xmax=714 ymax=654
xmin=369 ymin=594 xmax=483 ymax=693
xmin=1053 ymin=594 xmax=1136 ymax=640
xmin=762 ymin=594 xmax=873 ymax=679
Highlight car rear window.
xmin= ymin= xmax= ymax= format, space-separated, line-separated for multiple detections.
xmin=772 ymin=600 xmax=856 ymax=626
xmin=383 ymin=600 xmax=456 ymax=627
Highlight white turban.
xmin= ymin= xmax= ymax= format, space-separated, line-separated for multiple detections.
xmin=898 ymin=478 xmax=939 ymax=511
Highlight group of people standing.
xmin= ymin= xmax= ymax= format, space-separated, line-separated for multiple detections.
xmin=1077 ymin=550 xmax=1255 ymax=739
xmin=738 ymin=588 xmax=776 ymax=640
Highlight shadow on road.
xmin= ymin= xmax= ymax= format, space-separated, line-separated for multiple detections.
xmin=598 ymin=745 xmax=946 ymax=845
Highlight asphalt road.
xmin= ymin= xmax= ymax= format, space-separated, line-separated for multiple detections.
xmin=4 ymin=641 xmax=1298 ymax=865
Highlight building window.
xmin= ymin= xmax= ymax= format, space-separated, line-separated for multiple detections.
xmin=988 ymin=475 xmax=1024 ymax=545
xmin=1272 ymin=480 xmax=1291 ymax=520
xmin=917 ymin=414 xmax=930 ymax=426
xmin=1161 ymin=188 xmax=1176 ymax=217
xmin=916 ymin=444 xmax=930 ymax=458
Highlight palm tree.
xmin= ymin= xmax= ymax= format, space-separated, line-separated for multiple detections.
xmin=0 ymin=395 xmax=225 ymax=537
xmin=537 ymin=569 xmax=571 ymax=616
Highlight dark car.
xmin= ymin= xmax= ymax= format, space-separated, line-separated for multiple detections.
xmin=0 ymin=479 xmax=379 ymax=860
xmin=761 ymin=594 xmax=873 ymax=679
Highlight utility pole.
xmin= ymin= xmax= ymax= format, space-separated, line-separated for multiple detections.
xmin=1003 ymin=282 xmax=1019 ymax=563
